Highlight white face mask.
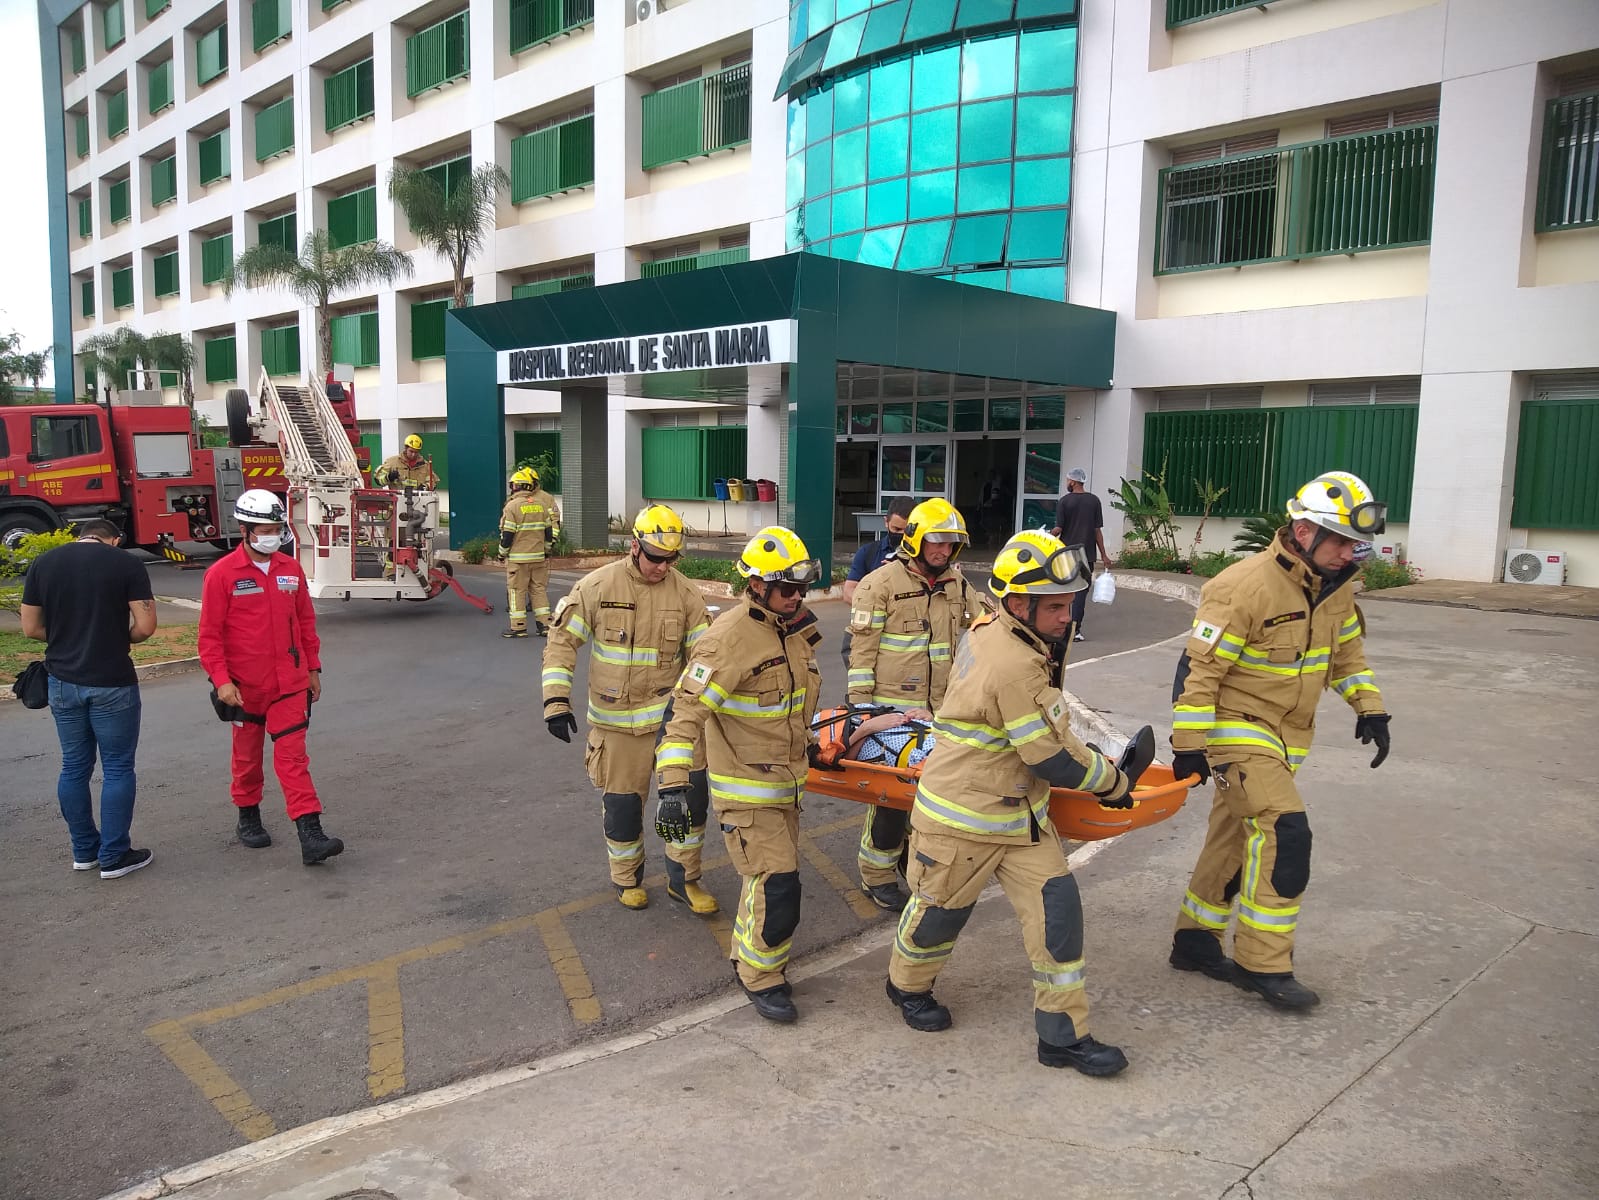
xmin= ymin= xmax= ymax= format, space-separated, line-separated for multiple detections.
xmin=248 ymin=533 xmax=283 ymax=555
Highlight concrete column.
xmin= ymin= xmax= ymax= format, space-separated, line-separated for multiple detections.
xmin=561 ymin=386 xmax=609 ymax=549
xmin=607 ymin=397 xmax=644 ymax=528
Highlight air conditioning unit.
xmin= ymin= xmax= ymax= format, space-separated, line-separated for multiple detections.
xmin=637 ymin=0 xmax=664 ymax=21
xmin=1503 ymin=548 xmax=1566 ymax=586
xmin=1372 ymin=539 xmax=1404 ymax=564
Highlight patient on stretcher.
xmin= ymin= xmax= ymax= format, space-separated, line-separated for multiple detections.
xmin=812 ymin=705 xmax=937 ymax=771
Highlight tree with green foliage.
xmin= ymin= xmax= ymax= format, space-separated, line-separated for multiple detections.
xmin=1 ymin=330 xmax=52 ymax=404
xmin=1233 ymin=510 xmax=1290 ymax=556
xmin=223 ymin=230 xmax=413 ymax=377
xmin=388 ymin=163 xmax=509 ymax=310
xmin=76 ymin=328 xmax=196 ymax=406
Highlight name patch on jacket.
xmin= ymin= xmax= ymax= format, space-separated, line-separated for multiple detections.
xmin=600 ymin=601 xmax=636 ymax=611
xmin=233 ymin=579 xmax=265 ymax=595
xmin=276 ymin=575 xmax=299 ymax=592
xmin=751 ymin=655 xmax=788 ymax=676
xmin=1263 ymin=611 xmax=1307 ymax=628
xmin=894 ymin=590 xmax=926 ymax=602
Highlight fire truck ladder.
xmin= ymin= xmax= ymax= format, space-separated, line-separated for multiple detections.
xmin=255 ymin=369 xmax=361 ymax=485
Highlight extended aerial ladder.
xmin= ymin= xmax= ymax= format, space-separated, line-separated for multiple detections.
xmin=254 ymin=369 xmax=492 ymax=612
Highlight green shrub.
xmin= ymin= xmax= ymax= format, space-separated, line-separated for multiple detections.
xmin=0 ymin=527 xmax=78 ymax=612
xmin=457 ymin=534 xmax=499 ymax=565
xmin=1190 ymin=550 xmax=1241 ymax=578
xmin=1117 ymin=545 xmax=1186 ymax=572
xmin=1360 ymin=558 xmax=1421 ymax=590
xmin=1233 ymin=511 xmax=1288 ymax=556
xmin=676 ymin=556 xmax=748 ymax=592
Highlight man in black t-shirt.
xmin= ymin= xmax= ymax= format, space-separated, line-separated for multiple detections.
xmin=20 ymin=520 xmax=158 ymax=879
xmin=1051 ymin=468 xmax=1111 ymax=642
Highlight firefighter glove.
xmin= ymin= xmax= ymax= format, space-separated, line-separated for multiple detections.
xmin=1356 ymin=713 xmax=1391 ymax=768
xmin=1172 ymin=750 xmax=1211 ymax=786
xmin=545 ymin=703 xmax=577 ymax=743
xmin=1096 ymin=766 xmax=1134 ymax=810
xmin=655 ymin=788 xmax=691 ymax=843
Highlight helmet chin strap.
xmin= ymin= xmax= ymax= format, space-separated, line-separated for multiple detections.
xmin=1010 ymin=595 xmax=1068 ymax=646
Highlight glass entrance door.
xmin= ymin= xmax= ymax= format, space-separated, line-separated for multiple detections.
xmin=879 ymin=439 xmax=948 ymax=510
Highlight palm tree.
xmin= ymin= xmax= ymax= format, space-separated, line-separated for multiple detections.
xmin=388 ymin=163 xmax=509 ymax=309
xmin=223 ymin=230 xmax=413 ymax=377
xmin=77 ymin=327 xmax=150 ymax=401
xmin=146 ymin=331 xmax=196 ymax=406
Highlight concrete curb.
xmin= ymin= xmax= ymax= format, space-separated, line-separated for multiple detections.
xmin=1109 ymin=571 xmax=1203 ymax=607
xmin=1 ymin=656 xmax=202 ymax=704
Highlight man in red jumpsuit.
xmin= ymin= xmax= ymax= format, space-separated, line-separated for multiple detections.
xmin=199 ymin=490 xmax=344 ymax=865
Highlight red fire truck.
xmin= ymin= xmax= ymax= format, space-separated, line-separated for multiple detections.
xmin=0 ymin=381 xmax=367 ymax=556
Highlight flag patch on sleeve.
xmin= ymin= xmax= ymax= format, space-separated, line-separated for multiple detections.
xmin=688 ymin=662 xmax=712 ymax=685
xmin=1193 ymin=621 xmax=1225 ymax=649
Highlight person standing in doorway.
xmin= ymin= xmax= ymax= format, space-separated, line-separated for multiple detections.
xmin=1052 ymin=468 xmax=1110 ymax=643
xmin=20 ymin=520 xmax=157 ymax=879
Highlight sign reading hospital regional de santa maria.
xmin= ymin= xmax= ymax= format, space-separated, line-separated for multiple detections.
xmin=498 ymin=321 xmax=797 ymax=384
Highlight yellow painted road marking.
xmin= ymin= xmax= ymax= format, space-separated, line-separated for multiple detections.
xmin=144 ymin=1020 xmax=278 ymax=1142
xmin=145 ymin=813 xmax=864 ymax=1140
xmin=365 ymin=967 xmax=406 ymax=1099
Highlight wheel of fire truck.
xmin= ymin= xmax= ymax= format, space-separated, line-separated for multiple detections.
xmin=1 ymin=509 xmax=56 ymax=553
xmin=225 ymin=389 xmax=252 ymax=447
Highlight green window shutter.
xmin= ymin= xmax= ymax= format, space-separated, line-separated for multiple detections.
xmin=77 ymin=197 xmax=93 ymax=238
xmin=323 ymin=0 xmax=352 ymax=9
xmin=422 ymin=153 xmax=472 ymax=198
xmin=196 ymin=24 xmax=228 ymax=86
xmin=204 ymin=335 xmax=238 ymax=384
xmin=69 ymin=30 xmax=85 ymax=75
xmin=109 ymin=178 xmax=131 ymax=224
xmin=511 ymin=115 xmax=595 ymax=203
xmin=74 ymin=113 xmax=90 ymax=157
xmin=1537 ymin=91 xmax=1599 ymax=233
xmin=416 ymin=433 xmax=449 ymax=490
xmin=406 ymin=10 xmax=470 ymax=98
xmin=258 ymin=211 xmax=296 ymax=251
xmin=252 ymin=0 xmax=291 ymax=53
xmin=153 ymin=251 xmax=180 ymax=298
xmin=81 ymin=279 xmax=95 ymax=317
xmin=1166 ymin=0 xmax=1283 ymax=25
xmin=511 ymin=272 xmax=594 ymax=299
xmin=331 ymin=311 xmax=380 ymax=368
xmin=642 ymin=65 xmax=750 ymax=170
xmin=1512 ymin=399 xmax=1599 ymax=528
xmin=198 ymin=129 xmax=230 ymax=185
xmin=103 ymin=1 xmax=125 ymax=50
xmin=148 ymin=60 xmax=173 ymax=114
xmin=201 ymin=232 xmax=233 ymax=284
xmin=324 ymin=57 xmax=375 ymax=132
xmin=509 ymin=0 xmax=596 ymax=55
xmin=1141 ymin=410 xmax=1274 ymax=517
xmin=262 ymin=325 xmax=300 ymax=376
xmin=638 ymin=247 xmax=747 ymax=279
xmin=107 ymin=88 xmax=128 ymax=140
xmin=327 ymin=186 xmax=376 ymax=248
xmin=147 ymin=0 xmax=170 ymax=18
xmin=410 ymin=298 xmax=450 ymax=359
xmin=150 ymin=155 xmax=178 ymax=207
xmin=255 ymin=96 xmax=294 ymax=161
xmin=111 ymin=266 xmax=134 ymax=309
xmin=641 ymin=427 xmax=746 ymax=500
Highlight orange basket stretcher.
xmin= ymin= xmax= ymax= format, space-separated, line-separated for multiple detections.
xmin=804 ymin=757 xmax=1193 ymax=842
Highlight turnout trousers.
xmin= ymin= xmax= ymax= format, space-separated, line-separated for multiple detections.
xmin=505 ymin=561 xmax=535 ymax=632
xmin=719 ymin=805 xmax=802 ymax=993
xmin=584 ymin=728 xmax=708 ymax=890
xmin=858 ymin=804 xmax=910 ymax=889
xmin=230 ymin=688 xmax=321 ymax=820
xmin=1175 ymin=752 xmax=1311 ymax=975
xmin=889 ymin=826 xmax=1092 ymax=1047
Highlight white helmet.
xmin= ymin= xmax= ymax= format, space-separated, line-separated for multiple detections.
xmin=234 ymin=489 xmax=286 ymax=526
xmin=1285 ymin=471 xmax=1385 ymax=544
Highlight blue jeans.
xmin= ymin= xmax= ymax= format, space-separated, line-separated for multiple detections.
xmin=48 ymin=678 xmax=142 ymax=867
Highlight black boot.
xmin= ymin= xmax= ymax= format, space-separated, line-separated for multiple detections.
xmin=886 ymin=979 xmax=951 ymax=1032
xmin=534 ymin=622 xmax=549 ymax=638
xmin=295 ymin=813 xmax=344 ymax=866
xmin=1232 ymin=968 xmax=1320 ymax=1010
xmin=1038 ymin=1035 xmax=1129 ymax=1077
xmin=740 ymin=979 xmax=798 ymax=1024
xmin=1170 ymin=930 xmax=1235 ymax=982
xmin=862 ymin=881 xmax=910 ymax=912
xmin=235 ymin=805 xmax=272 ymax=849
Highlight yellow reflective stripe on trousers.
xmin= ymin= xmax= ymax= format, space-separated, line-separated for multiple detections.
xmin=656 ymin=739 xmax=694 ymax=770
xmin=1330 ymin=671 xmax=1378 ymax=699
xmin=894 ymin=896 xmax=956 ymax=963
xmin=586 ymin=696 xmax=670 ymax=731
xmin=932 ymin=716 xmax=1007 ymax=752
xmin=913 ymin=783 xmax=1045 ymax=837
xmin=606 ymin=839 xmax=643 ymax=861
xmin=1031 ymin=958 xmax=1086 ymax=991
xmin=734 ymin=892 xmax=791 ymax=971
xmin=709 ymin=773 xmax=804 ymax=805
xmin=1181 ymin=889 xmax=1232 ymax=930
xmin=1173 ymin=703 xmax=1215 ymax=732
xmin=591 ymin=641 xmax=660 ymax=667
xmin=507 ymin=553 xmax=545 ymax=563
xmin=1238 ymin=898 xmax=1299 ymax=932
xmin=858 ymin=824 xmax=901 ymax=869
xmin=1240 ymin=812 xmax=1300 ymax=932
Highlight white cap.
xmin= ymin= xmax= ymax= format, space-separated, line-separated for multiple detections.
xmin=1067 ymin=468 xmax=1088 ymax=484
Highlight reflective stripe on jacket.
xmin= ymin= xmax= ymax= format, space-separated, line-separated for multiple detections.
xmin=846 ymin=558 xmax=978 ymax=708
xmin=499 ymin=488 xmax=561 ymax=563
xmin=1170 ymin=528 xmax=1384 ymax=770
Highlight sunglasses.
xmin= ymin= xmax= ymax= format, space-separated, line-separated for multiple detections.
xmin=639 ymin=546 xmax=681 ymax=564
xmin=770 ymin=580 xmax=808 ymax=598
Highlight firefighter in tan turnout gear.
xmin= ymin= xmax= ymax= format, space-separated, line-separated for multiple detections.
xmin=1169 ymin=471 xmax=1391 ymax=1011
xmin=655 ymin=527 xmax=823 ymax=1024
xmin=885 ymin=529 xmax=1135 ymax=1077
xmin=846 ymin=497 xmax=980 ymax=910
xmin=376 ymin=434 xmax=438 ymax=490
xmin=498 ymin=466 xmax=562 ymax=636
xmin=542 ymin=506 xmax=714 ymax=912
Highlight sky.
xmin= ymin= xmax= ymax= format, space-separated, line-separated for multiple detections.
xmin=1 ymin=0 xmax=56 ymax=359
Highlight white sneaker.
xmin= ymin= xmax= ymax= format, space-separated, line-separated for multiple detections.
xmin=72 ymin=858 xmax=98 ymax=872
xmin=1073 ymin=632 xmax=1086 ymax=642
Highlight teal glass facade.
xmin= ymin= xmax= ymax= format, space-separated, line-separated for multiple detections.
xmin=784 ymin=2 xmax=1079 ymax=299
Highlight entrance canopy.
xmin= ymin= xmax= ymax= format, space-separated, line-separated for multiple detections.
xmin=445 ymin=252 xmax=1115 ymax=567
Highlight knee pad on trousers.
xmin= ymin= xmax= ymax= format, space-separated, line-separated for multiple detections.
xmin=910 ymin=901 xmax=974 ymax=948
xmin=867 ymin=805 xmax=910 ymax=852
xmin=602 ymin=793 xmax=643 ymax=843
xmin=762 ymin=871 xmax=802 ymax=947
xmin=1035 ymin=1010 xmax=1081 ymax=1048
xmin=1042 ymin=874 xmax=1084 ymax=963
xmin=1271 ymin=812 xmax=1313 ymax=899
xmin=1223 ymin=869 xmax=1241 ymax=905
xmin=685 ymin=770 xmax=710 ymax=827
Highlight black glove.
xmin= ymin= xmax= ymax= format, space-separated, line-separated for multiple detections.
xmin=545 ymin=706 xmax=577 ymax=743
xmin=1172 ymin=750 xmax=1211 ymax=786
xmin=1356 ymin=713 xmax=1391 ymax=768
xmin=655 ymin=788 xmax=691 ymax=842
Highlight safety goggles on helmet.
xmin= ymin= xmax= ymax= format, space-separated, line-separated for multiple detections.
xmin=1346 ymin=500 xmax=1387 ymax=536
xmin=901 ymin=498 xmax=969 ymax=561
xmin=737 ymin=527 xmax=819 ymax=584
xmin=757 ymin=557 xmax=822 ymax=585
xmin=988 ymin=530 xmax=1090 ymax=599
xmin=632 ymin=504 xmax=686 ymax=555
xmin=1287 ymin=471 xmax=1385 ymax=544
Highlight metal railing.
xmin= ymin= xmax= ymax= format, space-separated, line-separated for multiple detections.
xmin=639 ymin=246 xmax=749 ymax=279
xmin=509 ymin=0 xmax=594 ymax=55
xmin=255 ymin=96 xmax=295 ymax=161
xmin=1156 ymin=123 xmax=1437 ymax=273
xmin=198 ymin=130 xmax=230 ymax=185
xmin=407 ymin=11 xmax=470 ymax=98
xmin=1167 ymin=0 xmax=1282 ymax=27
xmin=325 ymin=58 xmax=374 ymax=132
xmin=511 ymin=273 xmax=594 ymax=299
xmin=1536 ymin=91 xmax=1599 ymax=233
xmin=510 ymin=115 xmax=595 ymax=202
xmin=641 ymin=64 xmax=752 ymax=170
